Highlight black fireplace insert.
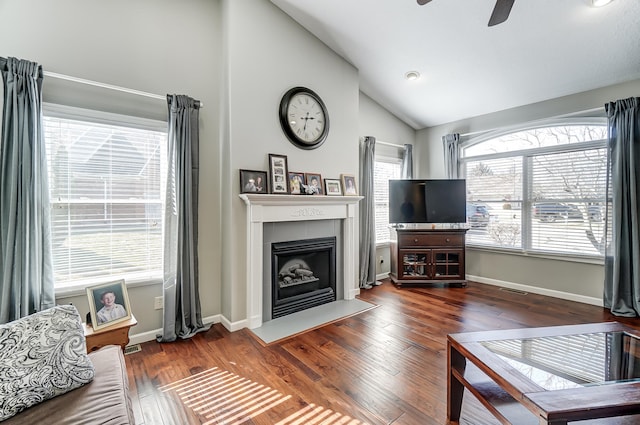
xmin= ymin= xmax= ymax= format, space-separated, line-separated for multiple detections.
xmin=271 ymin=236 xmax=336 ymax=318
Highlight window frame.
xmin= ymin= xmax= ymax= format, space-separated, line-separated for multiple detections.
xmin=459 ymin=118 xmax=608 ymax=262
xmin=373 ymin=153 xmax=403 ymax=245
xmin=43 ymin=103 xmax=168 ymax=294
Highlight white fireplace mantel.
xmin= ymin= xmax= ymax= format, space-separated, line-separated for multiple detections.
xmin=239 ymin=194 xmax=362 ymax=329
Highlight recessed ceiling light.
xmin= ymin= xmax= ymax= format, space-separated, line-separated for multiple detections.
xmin=405 ymin=71 xmax=420 ymax=81
xmin=591 ymin=0 xmax=613 ymax=7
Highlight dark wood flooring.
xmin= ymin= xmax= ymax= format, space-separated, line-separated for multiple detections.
xmin=125 ymin=280 xmax=640 ymax=425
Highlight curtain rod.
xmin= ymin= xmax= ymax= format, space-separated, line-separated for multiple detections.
xmin=43 ymin=71 xmax=204 ymax=107
xmin=377 ymin=140 xmax=406 ymax=149
xmin=459 ymin=106 xmax=605 ymax=138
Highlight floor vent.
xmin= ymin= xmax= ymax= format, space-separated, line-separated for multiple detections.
xmin=499 ymin=287 xmax=528 ymax=295
xmin=124 ymin=344 xmax=142 ymax=355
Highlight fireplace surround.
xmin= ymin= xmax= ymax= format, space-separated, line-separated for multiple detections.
xmin=239 ymin=194 xmax=362 ymax=329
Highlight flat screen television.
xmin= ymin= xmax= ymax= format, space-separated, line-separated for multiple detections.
xmin=389 ymin=179 xmax=466 ymax=224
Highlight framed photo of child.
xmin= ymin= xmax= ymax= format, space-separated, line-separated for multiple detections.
xmin=86 ymin=279 xmax=132 ymax=330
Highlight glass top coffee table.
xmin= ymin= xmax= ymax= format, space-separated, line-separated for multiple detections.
xmin=447 ymin=322 xmax=640 ymax=424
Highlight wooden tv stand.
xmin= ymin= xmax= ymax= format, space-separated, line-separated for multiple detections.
xmin=389 ymin=227 xmax=467 ymax=287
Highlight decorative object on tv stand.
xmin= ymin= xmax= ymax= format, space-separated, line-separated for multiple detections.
xmin=288 ymin=171 xmax=305 ymax=195
xmin=86 ymin=279 xmax=132 ymax=331
xmin=279 ymin=86 xmax=329 ymax=150
xmin=268 ymin=153 xmax=289 ymax=194
xmin=239 ymin=169 xmax=268 ymax=194
xmin=324 ymin=178 xmax=343 ymax=196
xmin=303 ymin=172 xmax=323 ymax=195
xmin=340 ymin=174 xmax=358 ymax=196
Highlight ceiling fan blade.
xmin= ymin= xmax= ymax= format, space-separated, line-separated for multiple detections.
xmin=417 ymin=0 xmax=432 ymax=5
xmin=488 ymin=0 xmax=515 ymax=26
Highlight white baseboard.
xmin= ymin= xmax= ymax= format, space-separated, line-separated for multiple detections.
xmin=128 ymin=314 xmax=223 ymax=346
xmin=376 ymin=273 xmax=389 ymax=281
xmin=129 ymin=276 xmax=602 ymax=345
xmin=467 ymin=274 xmax=603 ymax=307
xmin=219 ymin=315 xmax=248 ymax=332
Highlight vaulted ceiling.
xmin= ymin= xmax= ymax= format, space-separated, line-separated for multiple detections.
xmin=271 ymin=0 xmax=640 ymax=129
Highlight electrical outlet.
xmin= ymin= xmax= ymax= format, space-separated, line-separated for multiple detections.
xmin=154 ymin=296 xmax=163 ymax=310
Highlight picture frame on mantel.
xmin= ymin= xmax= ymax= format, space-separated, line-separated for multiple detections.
xmin=324 ymin=178 xmax=342 ymax=196
xmin=288 ymin=171 xmax=305 ymax=195
xmin=268 ymin=153 xmax=289 ymax=194
xmin=341 ymin=174 xmax=358 ymax=195
xmin=304 ymin=173 xmax=323 ymax=195
xmin=239 ymin=169 xmax=268 ymax=194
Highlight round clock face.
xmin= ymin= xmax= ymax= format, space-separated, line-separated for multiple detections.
xmin=279 ymin=87 xmax=329 ymax=149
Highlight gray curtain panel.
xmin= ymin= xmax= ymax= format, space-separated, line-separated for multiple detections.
xmin=359 ymin=136 xmax=376 ymax=289
xmin=442 ymin=133 xmax=460 ymax=179
xmin=0 ymin=57 xmax=55 ymax=324
xmin=603 ymin=97 xmax=640 ymax=317
xmin=158 ymin=94 xmax=209 ymax=342
xmin=401 ymin=143 xmax=413 ymax=179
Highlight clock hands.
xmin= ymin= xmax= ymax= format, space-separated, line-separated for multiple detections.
xmin=300 ymin=112 xmax=316 ymax=131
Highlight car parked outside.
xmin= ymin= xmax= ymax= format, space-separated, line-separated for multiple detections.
xmin=533 ymin=202 xmax=583 ymax=222
xmin=467 ymin=203 xmax=490 ymax=228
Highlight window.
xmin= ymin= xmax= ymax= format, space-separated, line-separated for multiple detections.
xmin=461 ymin=122 xmax=608 ymax=258
xmin=44 ymin=106 xmax=167 ymax=289
xmin=374 ymin=158 xmax=402 ymax=243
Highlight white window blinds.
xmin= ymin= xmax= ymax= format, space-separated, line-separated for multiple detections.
xmin=461 ymin=123 xmax=608 ymax=257
xmin=44 ymin=112 xmax=167 ymax=289
xmin=374 ymin=159 xmax=402 ymax=243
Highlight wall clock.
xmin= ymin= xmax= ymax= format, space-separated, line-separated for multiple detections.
xmin=279 ymin=86 xmax=329 ymax=150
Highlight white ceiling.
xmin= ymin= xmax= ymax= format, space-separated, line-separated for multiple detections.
xmin=270 ymin=0 xmax=640 ymax=129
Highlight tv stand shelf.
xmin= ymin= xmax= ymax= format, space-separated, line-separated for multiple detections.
xmin=389 ymin=228 xmax=467 ymax=287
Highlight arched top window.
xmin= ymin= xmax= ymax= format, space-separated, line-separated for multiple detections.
xmin=459 ymin=120 xmax=608 ymax=258
xmin=464 ymin=123 xmax=607 ymax=157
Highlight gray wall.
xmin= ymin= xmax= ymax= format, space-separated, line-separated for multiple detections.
xmin=1 ymin=0 xmax=223 ymax=337
xmin=0 ymin=0 xmax=375 ymax=338
xmin=221 ymin=0 xmax=360 ymax=324
xmin=358 ymin=92 xmax=417 ymax=276
xmin=3 ymin=0 xmax=636 ymax=339
xmin=418 ymin=78 xmax=640 ymax=303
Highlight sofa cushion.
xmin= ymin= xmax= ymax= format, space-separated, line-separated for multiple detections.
xmin=0 ymin=305 xmax=95 ymax=422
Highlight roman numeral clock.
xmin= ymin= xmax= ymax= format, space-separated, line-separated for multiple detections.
xmin=279 ymin=87 xmax=329 ymax=149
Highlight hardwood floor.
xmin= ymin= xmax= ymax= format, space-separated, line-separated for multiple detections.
xmin=125 ymin=280 xmax=640 ymax=425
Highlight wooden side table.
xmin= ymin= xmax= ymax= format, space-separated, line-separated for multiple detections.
xmin=84 ymin=315 xmax=137 ymax=353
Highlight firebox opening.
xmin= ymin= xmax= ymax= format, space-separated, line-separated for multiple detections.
xmin=271 ymin=237 xmax=336 ymax=319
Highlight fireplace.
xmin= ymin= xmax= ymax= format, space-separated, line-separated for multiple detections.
xmin=239 ymin=194 xmax=362 ymax=329
xmin=271 ymin=237 xmax=336 ymax=318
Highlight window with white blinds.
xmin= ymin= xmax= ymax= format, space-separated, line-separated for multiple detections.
xmin=461 ymin=123 xmax=608 ymax=258
xmin=374 ymin=158 xmax=402 ymax=243
xmin=44 ymin=110 xmax=167 ymax=289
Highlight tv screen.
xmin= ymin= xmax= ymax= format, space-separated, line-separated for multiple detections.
xmin=389 ymin=179 xmax=466 ymax=224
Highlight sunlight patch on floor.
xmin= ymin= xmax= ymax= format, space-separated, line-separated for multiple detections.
xmin=275 ymin=403 xmax=369 ymax=425
xmin=159 ymin=366 xmax=291 ymax=424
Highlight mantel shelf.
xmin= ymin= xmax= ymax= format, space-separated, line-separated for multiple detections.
xmin=239 ymin=193 xmax=363 ymax=207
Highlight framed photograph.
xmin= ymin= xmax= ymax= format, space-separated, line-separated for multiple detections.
xmin=269 ymin=154 xmax=289 ymax=194
xmin=341 ymin=174 xmax=358 ymax=195
xmin=305 ymin=173 xmax=324 ymax=195
xmin=239 ymin=169 xmax=268 ymax=193
xmin=86 ymin=279 xmax=132 ymax=330
xmin=288 ymin=171 xmax=305 ymax=195
xmin=325 ymin=178 xmax=343 ymax=196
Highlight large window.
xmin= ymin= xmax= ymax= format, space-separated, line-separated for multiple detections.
xmin=461 ymin=122 xmax=608 ymax=258
xmin=44 ymin=106 xmax=167 ymax=289
xmin=374 ymin=157 xmax=402 ymax=243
